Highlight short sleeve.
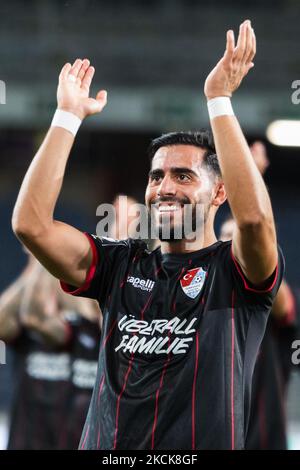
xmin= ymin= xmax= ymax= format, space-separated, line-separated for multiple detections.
xmin=60 ymin=233 xmax=132 ymax=306
xmin=229 ymin=243 xmax=285 ymax=310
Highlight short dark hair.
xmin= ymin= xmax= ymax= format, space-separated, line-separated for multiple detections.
xmin=147 ymin=130 xmax=221 ymax=178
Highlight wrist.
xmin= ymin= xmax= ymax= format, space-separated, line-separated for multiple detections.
xmin=51 ymin=109 xmax=82 ymax=136
xmin=58 ymin=106 xmax=85 ymax=120
xmin=207 ymin=96 xmax=234 ymax=120
xmin=205 ymin=92 xmax=232 ymax=102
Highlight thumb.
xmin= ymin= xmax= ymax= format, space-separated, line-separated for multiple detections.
xmin=88 ymin=90 xmax=107 ymax=115
xmin=245 ymin=62 xmax=255 ymax=73
xmin=96 ymin=89 xmax=107 ymax=108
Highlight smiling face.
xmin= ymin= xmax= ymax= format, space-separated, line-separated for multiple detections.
xmin=145 ymin=144 xmax=225 ymax=242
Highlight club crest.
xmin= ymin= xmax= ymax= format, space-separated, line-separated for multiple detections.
xmin=180 ymin=267 xmax=206 ymax=299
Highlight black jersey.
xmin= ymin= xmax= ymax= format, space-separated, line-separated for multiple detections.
xmin=61 ymin=234 xmax=284 ymax=450
xmin=7 ymin=328 xmax=72 ymax=450
xmin=246 ymin=288 xmax=300 ymax=450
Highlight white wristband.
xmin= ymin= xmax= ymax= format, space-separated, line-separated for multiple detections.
xmin=207 ymin=97 xmax=234 ymax=120
xmin=51 ymin=109 xmax=82 ymax=136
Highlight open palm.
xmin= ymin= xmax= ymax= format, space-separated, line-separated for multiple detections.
xmin=204 ymin=20 xmax=256 ymax=100
xmin=57 ymin=58 xmax=107 ymax=120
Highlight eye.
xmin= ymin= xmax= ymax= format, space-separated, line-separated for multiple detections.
xmin=177 ymin=174 xmax=191 ymax=182
xmin=150 ymin=174 xmax=162 ymax=183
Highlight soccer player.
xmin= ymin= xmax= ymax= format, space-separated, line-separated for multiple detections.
xmin=12 ymin=20 xmax=284 ymax=449
xmin=220 ymin=216 xmax=298 ymax=449
xmin=65 ymin=301 xmax=101 ymax=449
xmin=0 ymin=256 xmax=73 ymax=449
xmin=110 ymin=194 xmax=140 ymax=240
xmin=0 ymin=253 xmax=100 ymax=449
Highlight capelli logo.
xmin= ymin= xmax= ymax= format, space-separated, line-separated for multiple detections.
xmin=0 ymin=80 xmax=6 ymax=104
xmin=127 ymin=275 xmax=155 ymax=292
xmin=291 ymin=340 xmax=300 ymax=365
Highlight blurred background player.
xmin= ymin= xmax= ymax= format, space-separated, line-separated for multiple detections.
xmin=110 ymin=194 xmax=139 ymax=240
xmin=110 ymin=194 xmax=162 ymax=251
xmin=219 ymin=141 xmax=300 ymax=450
xmin=64 ymin=294 xmax=101 ymax=449
xmin=0 ymin=250 xmax=101 ymax=449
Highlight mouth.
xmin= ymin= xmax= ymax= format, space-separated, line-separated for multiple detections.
xmin=152 ymin=203 xmax=184 ymax=214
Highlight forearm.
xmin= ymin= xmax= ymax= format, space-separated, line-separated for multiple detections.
xmin=204 ymin=21 xmax=278 ymax=283
xmin=210 ymin=115 xmax=274 ymax=228
xmin=22 ymin=312 xmax=69 ymax=346
xmin=20 ymin=282 xmax=68 ymax=346
xmin=0 ymin=276 xmax=27 ymax=340
xmin=11 ymin=59 xmax=105 ymax=287
xmin=0 ymin=302 xmax=21 ymax=341
xmin=12 ymin=127 xmax=74 ymax=238
xmin=41 ymin=317 xmax=70 ymax=346
xmin=211 ymin=115 xmax=277 ymax=282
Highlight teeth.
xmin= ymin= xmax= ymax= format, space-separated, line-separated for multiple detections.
xmin=158 ymin=205 xmax=179 ymax=212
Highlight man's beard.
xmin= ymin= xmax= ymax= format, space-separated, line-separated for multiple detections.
xmin=149 ymin=197 xmax=209 ymax=243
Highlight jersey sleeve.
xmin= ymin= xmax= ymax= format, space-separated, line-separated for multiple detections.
xmin=228 ymin=243 xmax=285 ymax=310
xmin=60 ymin=233 xmax=132 ymax=306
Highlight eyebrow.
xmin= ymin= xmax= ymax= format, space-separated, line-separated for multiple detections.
xmin=148 ymin=167 xmax=199 ymax=179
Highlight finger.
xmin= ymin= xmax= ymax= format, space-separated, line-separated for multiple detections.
xmin=246 ymin=27 xmax=256 ymax=64
xmin=223 ymin=30 xmax=235 ymax=67
xmin=90 ymin=90 xmax=108 ymax=114
xmin=81 ymin=66 xmax=95 ymax=91
xmin=243 ymin=23 xmax=255 ymax=65
xmin=59 ymin=63 xmax=72 ymax=81
xmin=251 ymin=141 xmax=266 ymax=152
xmin=252 ymin=28 xmax=256 ymax=57
xmin=96 ymin=90 xmax=107 ymax=106
xmin=241 ymin=21 xmax=252 ymax=63
xmin=78 ymin=59 xmax=90 ymax=81
xmin=87 ymin=91 xmax=107 ymax=115
xmin=244 ymin=61 xmax=255 ymax=76
xmin=69 ymin=58 xmax=83 ymax=79
xmin=234 ymin=20 xmax=247 ymax=62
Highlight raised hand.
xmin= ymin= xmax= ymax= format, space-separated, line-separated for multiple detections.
xmin=57 ymin=58 xmax=107 ymax=120
xmin=204 ymin=20 xmax=256 ymax=100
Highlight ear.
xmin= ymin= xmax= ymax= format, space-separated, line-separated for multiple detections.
xmin=211 ymin=181 xmax=227 ymax=207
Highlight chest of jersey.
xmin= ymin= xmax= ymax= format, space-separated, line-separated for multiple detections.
xmin=120 ymin=260 xmax=209 ymax=314
xmin=104 ymin=257 xmax=217 ymax=360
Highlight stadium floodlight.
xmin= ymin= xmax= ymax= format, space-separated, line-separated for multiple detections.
xmin=266 ymin=120 xmax=300 ymax=147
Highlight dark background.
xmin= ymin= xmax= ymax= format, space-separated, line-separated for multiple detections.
xmin=0 ymin=0 xmax=300 ymax=447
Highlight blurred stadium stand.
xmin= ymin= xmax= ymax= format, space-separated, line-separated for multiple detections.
xmin=0 ymin=0 xmax=300 ymax=129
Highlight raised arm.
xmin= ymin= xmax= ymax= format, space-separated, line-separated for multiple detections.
xmin=12 ymin=59 xmax=107 ymax=288
xmin=204 ymin=20 xmax=277 ymax=285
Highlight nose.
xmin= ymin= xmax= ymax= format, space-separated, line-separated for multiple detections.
xmin=157 ymin=174 xmax=177 ymax=197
